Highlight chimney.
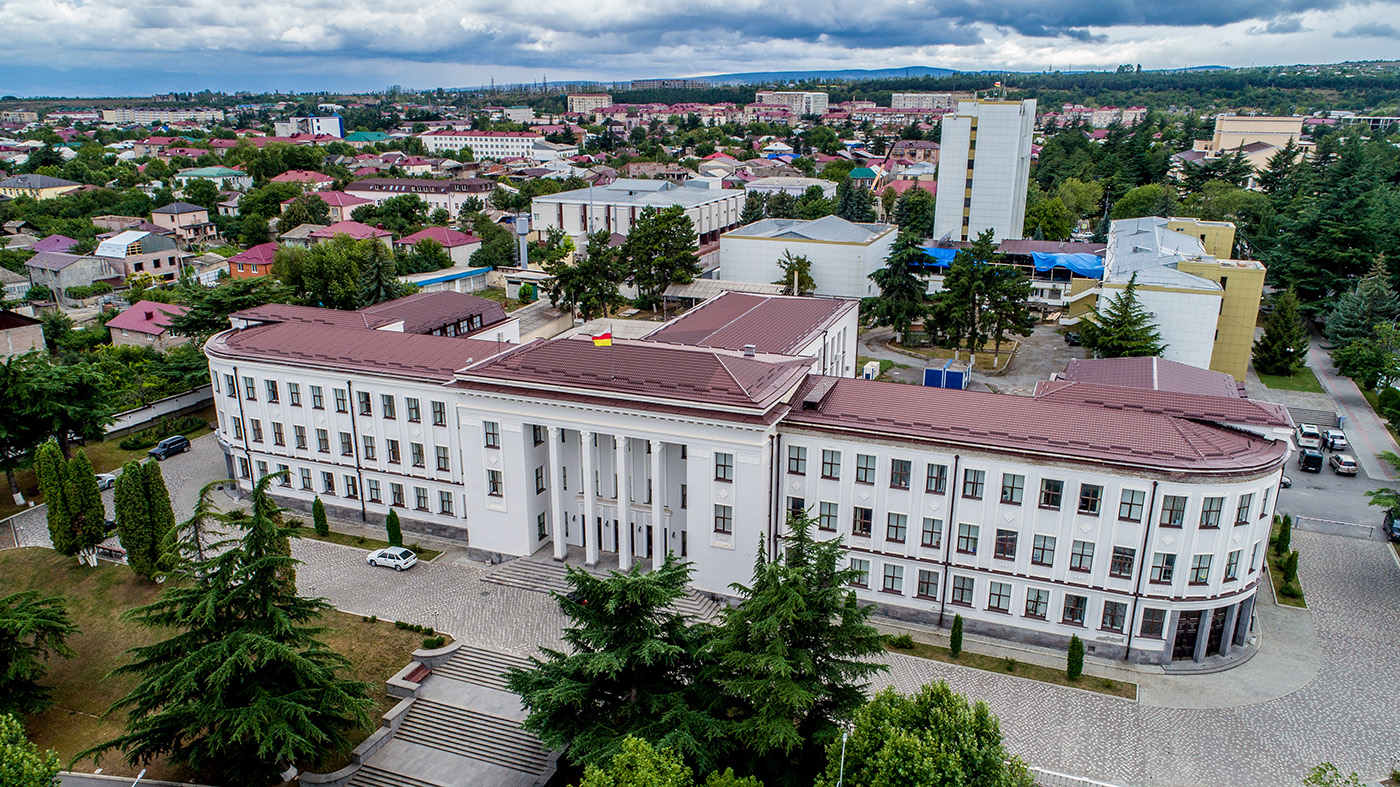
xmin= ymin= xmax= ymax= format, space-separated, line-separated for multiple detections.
xmin=743 ymin=344 xmax=756 ymax=357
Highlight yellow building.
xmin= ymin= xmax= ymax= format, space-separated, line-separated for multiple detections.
xmin=0 ymin=174 xmax=82 ymax=201
xmin=1167 ymin=217 xmax=1236 ymax=259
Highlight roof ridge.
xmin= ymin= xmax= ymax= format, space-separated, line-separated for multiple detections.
xmin=712 ymin=351 xmax=757 ymax=399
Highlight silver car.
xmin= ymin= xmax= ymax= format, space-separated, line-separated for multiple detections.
xmin=366 ymin=547 xmax=418 ymax=571
xmin=1323 ymin=429 xmax=1348 ymax=451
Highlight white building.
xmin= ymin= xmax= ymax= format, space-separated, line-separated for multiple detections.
xmin=719 ymin=216 xmax=897 ymax=299
xmin=420 ymin=130 xmax=578 ymax=161
xmin=100 ymin=107 xmax=225 ymax=125
xmin=745 ymin=177 xmax=836 ymax=199
xmin=531 ymin=180 xmax=745 ymax=247
xmin=205 ymin=307 xmax=1291 ymax=669
xmin=933 ymin=99 xmax=1037 ymax=243
xmin=890 ymin=93 xmax=956 ymax=111
xmin=567 ymin=94 xmax=613 ymax=114
xmin=344 ymin=178 xmax=497 ymax=216
xmin=273 ymin=116 xmax=345 ymax=138
xmin=755 ymin=91 xmax=829 ymax=116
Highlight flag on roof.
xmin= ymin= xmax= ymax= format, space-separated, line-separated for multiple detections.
xmin=994 ymin=81 xmax=1002 ymax=87
xmin=592 ymin=331 xmax=612 ymax=347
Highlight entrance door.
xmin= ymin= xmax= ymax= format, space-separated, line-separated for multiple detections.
xmin=1206 ymin=608 xmax=1228 ymax=656
xmin=612 ymin=521 xmax=619 ymax=553
xmin=645 ymin=525 xmax=654 ymax=558
xmin=1173 ymin=611 xmax=1201 ymax=660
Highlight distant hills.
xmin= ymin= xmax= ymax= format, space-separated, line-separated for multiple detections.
xmin=692 ymin=66 xmax=959 ymax=85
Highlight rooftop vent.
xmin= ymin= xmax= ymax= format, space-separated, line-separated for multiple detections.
xmin=743 ymin=344 xmax=756 ymax=357
xmin=144 ymin=310 xmax=154 ymax=320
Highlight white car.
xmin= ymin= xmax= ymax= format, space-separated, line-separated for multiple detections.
xmin=1323 ymin=429 xmax=1348 ymax=451
xmin=366 ymin=547 xmax=418 ymax=571
xmin=1296 ymin=423 xmax=1322 ymax=450
xmin=95 ymin=473 xmax=117 ymax=490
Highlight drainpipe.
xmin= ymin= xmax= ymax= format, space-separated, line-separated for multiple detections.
xmin=767 ymin=433 xmax=780 ymax=560
xmin=343 ymin=379 xmax=369 ymax=524
xmin=1125 ymin=480 xmax=1159 ymax=662
xmin=230 ymin=364 xmax=255 ymax=483
xmin=937 ymin=454 xmax=961 ymax=628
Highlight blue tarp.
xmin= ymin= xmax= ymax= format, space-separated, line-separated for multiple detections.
xmin=919 ymin=247 xmax=959 ymax=268
xmin=1031 ymin=251 xmax=1104 ymax=279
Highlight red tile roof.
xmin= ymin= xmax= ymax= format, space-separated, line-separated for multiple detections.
xmin=231 ymin=303 xmax=401 ymax=330
xmin=209 ymin=321 xmax=505 ymax=382
xmin=643 ymin=292 xmax=855 ymax=356
xmin=227 ymin=242 xmax=278 ymax=267
xmin=1054 ymin=357 xmax=1242 ymax=398
xmin=307 ymin=221 xmax=392 ymax=241
xmin=359 ymin=291 xmax=505 ymax=335
xmin=395 ymin=227 xmax=481 ymax=248
xmin=271 ymin=170 xmax=334 ymax=183
xmin=1032 ymin=380 xmax=1293 ymax=429
xmin=106 ymin=300 xmax=189 ymax=336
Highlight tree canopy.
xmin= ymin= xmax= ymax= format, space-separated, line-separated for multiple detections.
xmin=865 ymin=230 xmax=930 ymax=345
xmin=1080 ymin=273 xmax=1165 ymax=358
xmin=0 ymin=591 xmax=77 ymax=715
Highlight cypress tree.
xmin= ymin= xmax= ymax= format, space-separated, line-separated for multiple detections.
xmin=950 ymin=614 xmax=964 ymax=657
xmin=1081 ymin=273 xmax=1166 ymax=358
xmin=1067 ymin=634 xmax=1085 ymax=680
xmin=385 ymin=509 xmax=402 ymax=547
xmin=64 ymin=451 xmax=108 ymax=561
xmin=1253 ymin=288 xmax=1310 ymax=375
xmin=115 ymin=460 xmax=155 ymax=580
xmin=143 ymin=461 xmax=177 ymax=565
xmin=1275 ymin=513 xmax=1292 ymax=555
xmin=312 ymin=496 xmax=329 ymax=537
xmin=738 ymin=191 xmax=766 ymax=225
xmin=1283 ymin=550 xmax=1300 ymax=584
xmin=36 ymin=441 xmax=73 ymax=556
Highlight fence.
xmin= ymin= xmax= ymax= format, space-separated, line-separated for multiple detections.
xmin=1032 ymin=767 xmax=1135 ymax=787
xmin=105 ymin=385 xmax=214 ymax=440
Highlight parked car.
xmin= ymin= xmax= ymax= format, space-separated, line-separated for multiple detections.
xmin=366 ymin=547 xmax=418 ymax=571
xmin=1383 ymin=511 xmax=1400 ymax=543
xmin=1279 ymin=475 xmax=1292 ymax=489
xmin=1295 ymin=423 xmax=1323 ymax=450
xmin=1298 ymin=449 xmax=1323 ymax=473
xmin=1063 ymin=332 xmax=1081 ymax=346
xmin=1323 ymin=429 xmax=1348 ymax=451
xmin=1329 ymin=454 xmax=1359 ymax=476
xmin=95 ymin=473 xmax=117 ymax=490
xmin=148 ymin=435 xmax=191 ymax=460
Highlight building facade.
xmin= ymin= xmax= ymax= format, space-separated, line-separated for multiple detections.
xmin=719 ymin=216 xmax=897 ymax=299
xmin=531 ymin=180 xmax=744 ymax=247
xmin=891 ymin=93 xmax=958 ymax=111
xmin=567 ymin=94 xmax=613 ymax=114
xmin=100 ymin=107 xmax=225 ymax=124
xmin=273 ymin=116 xmax=345 ymax=138
xmin=933 ymin=99 xmax=1037 ymax=243
xmin=754 ymin=91 xmax=830 ymax=116
xmin=420 ymin=130 xmax=577 ymax=161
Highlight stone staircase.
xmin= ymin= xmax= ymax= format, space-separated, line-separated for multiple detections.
xmin=432 ymin=645 xmax=533 ymax=692
xmin=347 ymin=765 xmax=443 ymax=787
xmin=1286 ymin=406 xmax=1340 ymax=429
xmin=395 ymin=699 xmax=551 ymax=776
xmin=482 ymin=557 xmax=722 ymax=621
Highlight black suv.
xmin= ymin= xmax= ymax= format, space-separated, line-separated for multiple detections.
xmin=148 ymin=435 xmax=191 ymax=460
xmin=1384 ymin=511 xmax=1400 ymax=543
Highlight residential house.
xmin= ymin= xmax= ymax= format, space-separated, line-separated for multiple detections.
xmin=344 ymin=178 xmax=496 ymax=216
xmin=280 ymin=191 xmax=371 ymax=223
xmin=0 ymin=174 xmax=81 ymax=200
xmin=308 ymin=221 xmax=392 ymax=247
xmin=31 ymin=234 xmax=78 ymax=253
xmin=1 ymin=267 xmax=30 ymax=301
xmin=151 ymin=202 xmax=217 ymax=245
xmin=0 ymin=311 xmax=43 ymax=358
xmin=106 ymin=300 xmax=191 ymax=351
xmin=394 ymin=227 xmax=482 ymax=267
xmin=174 ymin=166 xmax=252 ymax=192
xmin=25 ymin=252 xmax=118 ymax=302
xmin=95 ymin=230 xmax=188 ymax=281
xmin=227 ymin=242 xmax=279 ymax=279
xmin=278 ymin=223 xmax=328 ymax=247
xmin=345 ymin=131 xmax=391 ymax=149
xmin=746 ymin=176 xmax=836 ymax=199
xmin=271 ymin=170 xmax=335 ymax=191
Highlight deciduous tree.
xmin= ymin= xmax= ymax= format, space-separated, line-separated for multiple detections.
xmin=543 ymin=230 xmax=625 ymax=320
xmin=0 ymin=713 xmax=61 ymax=787
xmin=623 ymin=206 xmax=701 ymax=306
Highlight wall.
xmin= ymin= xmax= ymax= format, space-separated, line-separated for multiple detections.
xmin=1102 ymin=282 xmax=1220 ymax=372
xmin=1178 ymin=260 xmax=1266 ymax=382
xmin=719 ymin=230 xmax=897 ymax=299
xmin=0 ymin=322 xmax=43 ymax=359
xmin=105 ymin=385 xmax=214 ymax=439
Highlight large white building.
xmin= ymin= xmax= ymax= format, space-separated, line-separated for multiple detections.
xmin=531 ymin=180 xmax=745 ymax=247
xmin=100 ymin=107 xmax=226 ymax=125
xmin=567 ymin=94 xmax=613 ymax=114
xmin=273 ymin=116 xmax=345 ymax=138
xmin=206 ymin=294 xmax=1291 ymax=669
xmin=933 ymin=99 xmax=1037 ymax=243
xmin=890 ymin=93 xmax=957 ymax=111
xmin=719 ymin=216 xmax=897 ymax=299
xmin=755 ymin=91 xmax=829 ymax=116
xmin=420 ymin=130 xmax=578 ymax=161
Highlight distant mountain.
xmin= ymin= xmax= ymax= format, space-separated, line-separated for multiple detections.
xmin=692 ymin=66 xmax=959 ymax=85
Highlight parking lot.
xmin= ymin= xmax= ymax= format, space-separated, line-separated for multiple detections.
xmin=1278 ymin=429 xmax=1395 ymax=539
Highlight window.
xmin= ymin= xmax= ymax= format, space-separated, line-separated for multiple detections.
xmin=882 ymin=564 xmax=904 ymax=593
xmin=917 ymin=570 xmax=938 ymax=598
xmin=1235 ymin=494 xmax=1253 ymax=525
xmin=855 ymin=454 xmax=876 ymax=484
xmin=821 ymin=449 xmax=841 ymax=479
xmin=406 ymin=398 xmax=421 ymax=422
xmin=886 ymin=513 xmax=907 ymax=543
xmin=435 ymin=446 xmax=450 ymax=472
xmin=787 ymin=496 xmax=805 ymax=517
xmin=381 ymin=395 xmax=396 ymax=419
xmin=390 ymin=483 xmax=405 ymax=507
xmin=414 ymin=487 xmax=429 ymax=510
xmin=1259 ymin=487 xmax=1271 ymax=520
xmin=818 ymin=502 xmax=839 ymax=531
xmin=852 ymin=507 xmax=873 ymax=537
xmin=537 ymin=513 xmax=547 ymax=540
xmin=340 ymin=432 xmax=353 ymax=456
xmin=1250 ymin=541 xmax=1263 ymax=573
xmin=1160 ymin=495 xmax=1187 ymax=527
xmin=1118 ymin=489 xmax=1146 ymax=521
xmin=962 ymin=469 xmax=985 ymax=498
xmin=250 ymin=419 xmax=263 ymax=443
xmin=294 ymin=425 xmax=307 ymax=450
xmin=1000 ymin=474 xmax=1024 ymax=504
xmin=231 ymin=418 xmax=244 ymax=440
xmin=994 ymin=529 xmax=1017 ymax=560
xmin=432 ymin=401 xmax=446 ymax=426
xmin=387 ymin=440 xmax=401 ymax=464
xmin=787 ymin=445 xmax=807 ymax=474
xmin=715 ymin=453 xmax=734 ymax=482
xmin=334 ymin=389 xmax=348 ymax=413
xmin=1200 ymin=497 xmax=1224 ymax=528
xmin=311 ymin=385 xmax=324 ymax=409
xmin=1150 ymin=553 xmax=1176 ymax=584
xmin=299 ymin=468 xmax=312 ymax=490
xmin=926 ymin=463 xmax=947 ymax=494
xmin=951 ymin=575 xmax=974 ymax=605
xmin=344 ymin=475 xmax=358 ymax=499
xmin=316 ymin=429 xmax=329 ymax=453
xmin=987 ymin=581 xmax=1011 ymax=612
xmin=272 ymin=422 xmax=284 ymax=446
xmin=237 ymin=457 xmax=250 ymax=479
xmin=890 ymin=459 xmax=911 ymax=489
xmin=1031 ymin=535 xmax=1056 ymax=566
xmin=535 ymin=467 xmax=546 ymax=494
xmin=223 ymin=373 xmax=236 ymax=398
xmin=1190 ymin=554 xmax=1212 ymax=584
xmin=1101 ymin=601 xmax=1127 ymax=632
xmin=921 ymin=518 xmax=943 ymax=549
xmin=243 ymin=376 xmax=256 ymax=400
xmin=532 ymin=425 xmax=545 ymax=446
xmin=357 ymin=390 xmax=372 ymax=416
xmin=276 ymin=464 xmax=290 ymax=485
xmin=956 ymin=523 xmax=979 ymax=554
xmin=1070 ymin=540 xmax=1094 ymax=572
xmin=849 ymin=558 xmax=870 ymax=587
xmin=483 ymin=421 xmax=500 ymax=449
xmin=486 ymin=470 xmax=503 ymax=497
xmin=1225 ymin=549 xmax=1242 ymax=581
xmin=321 ymin=472 xmax=335 ymax=494
xmin=1109 ymin=546 xmax=1136 ymax=579
xmin=288 ymin=382 xmax=301 ymax=406
xmin=1039 ymin=479 xmax=1063 ymax=509
xmin=1077 ymin=484 xmax=1102 ymax=515
xmin=1025 ymin=588 xmax=1050 ymax=618
xmin=255 ymin=460 xmax=267 ymax=479
xmin=265 ymin=379 xmax=279 ymax=402
xmin=1062 ymin=594 xmax=1087 ymax=625
xmin=1140 ymin=608 xmax=1166 ymax=638
xmin=439 ymin=491 xmax=453 ymax=514
xmin=411 ymin=443 xmax=425 ymax=467
xmin=367 ymin=479 xmax=381 ymax=503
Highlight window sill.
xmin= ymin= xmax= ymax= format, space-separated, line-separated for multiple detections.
xmin=1030 ymin=561 xmax=1053 ymax=568
xmin=891 ymin=485 xmax=910 ymax=491
xmin=1158 ymin=523 xmax=1184 ymax=529
xmin=986 ymin=606 xmax=1010 ymax=615
xmin=880 ymin=588 xmax=904 ymax=596
xmin=1060 ymin=619 xmax=1086 ymax=627
xmin=1038 ymin=505 xmax=1061 ymax=512
xmin=1076 ymin=510 xmax=1100 ymax=517
xmin=1118 ymin=518 xmax=1142 ymax=524
xmin=999 ymin=500 xmax=1022 ymax=506
xmin=949 ymin=600 xmax=972 ymax=608
xmin=1108 ymin=573 xmax=1133 ymax=581
xmin=1100 ymin=627 xmax=1125 ymax=635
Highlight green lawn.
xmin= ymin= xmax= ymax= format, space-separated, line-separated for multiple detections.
xmin=884 ymin=640 xmax=1137 ymax=699
xmin=1361 ymin=389 xmax=1400 ymax=443
xmin=289 ymin=526 xmax=442 ymax=561
xmin=474 ymin=286 xmax=529 ymax=312
xmin=855 ymin=356 xmax=910 ymax=378
xmin=1256 ymin=367 xmax=1325 ymax=393
xmin=1266 ymin=518 xmax=1307 ymax=608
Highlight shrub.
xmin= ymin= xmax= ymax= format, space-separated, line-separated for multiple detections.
xmin=1067 ymin=634 xmax=1085 ymax=680
xmin=1275 ymin=514 xmax=1292 ymax=555
xmin=1284 ymin=550 xmax=1300 ymax=584
xmin=64 ymin=282 xmax=114 ymax=300
xmin=1379 ymin=387 xmax=1400 ymax=422
xmin=115 ymin=415 xmax=207 ymax=450
xmin=395 ymin=621 xmax=410 ymax=630
xmin=1279 ymin=582 xmax=1302 ymax=598
xmin=887 ymin=633 xmax=915 ymax=649
xmin=312 ymin=497 xmax=328 ymax=537
xmin=421 ymin=636 xmax=447 ymax=649
xmin=1003 ymin=656 xmax=1018 ymax=673
xmin=950 ymin=614 xmax=963 ymax=657
xmin=385 ymin=508 xmax=402 ymax=547
xmin=518 ymin=282 xmax=535 ymax=302
xmin=25 ymin=284 xmax=52 ymax=301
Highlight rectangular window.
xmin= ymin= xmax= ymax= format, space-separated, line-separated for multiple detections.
xmin=439 ymin=490 xmax=453 ymax=514
xmin=1235 ymin=494 xmax=1254 ymax=525
xmin=681 ymin=484 xmax=687 ymax=509
xmin=367 ymin=479 xmax=381 ymax=503
xmin=821 ymin=449 xmax=841 ymax=479
xmin=340 ymin=432 xmax=353 ymax=456
xmin=288 ymin=382 xmax=301 ymax=406
xmin=537 ymin=512 xmax=547 ymax=540
xmin=917 ymin=569 xmax=938 ymax=598
xmin=483 ymin=421 xmax=500 ymax=449
xmin=715 ymin=452 xmax=734 ymax=482
xmin=357 ymin=390 xmax=372 ymax=416
xmin=276 ymin=464 xmax=290 ymax=485
xmin=1225 ymin=549 xmax=1242 ymax=581
xmin=1118 ymin=489 xmax=1146 ymax=521
xmin=272 ymin=422 xmax=284 ymax=446
xmin=1151 ymin=553 xmax=1176 ymax=584
xmin=886 ymin=513 xmax=907 ymax=543
xmin=855 ymin=454 xmax=876 ymax=484
xmin=334 ymin=389 xmax=348 ymax=413
xmin=254 ymin=460 xmax=267 ymax=479
xmin=432 ymin=401 xmax=446 ymax=426
xmin=406 ymin=398 xmax=421 ymax=422
xmin=994 ymin=529 xmax=1017 ymax=560
xmin=532 ymin=425 xmax=545 ymax=446
xmin=1249 ymin=541 xmax=1262 ymax=573
xmin=1078 ymin=484 xmax=1102 ymax=515
xmin=435 ymin=446 xmax=450 ymax=472
xmin=243 ymin=375 xmax=256 ymax=400
xmin=1160 ymin=495 xmax=1187 ymax=527
xmin=387 ymin=440 xmax=400 ymax=464
xmin=787 ymin=496 xmax=805 ymax=517
xmin=237 ymin=457 xmax=250 ymax=478
xmin=882 ymin=564 xmax=904 ymax=593
xmin=1070 ymin=540 xmax=1094 ymax=572
xmin=1200 ymin=497 xmax=1224 ymax=528
xmin=1000 ymin=473 xmax=1024 ymax=504
xmin=951 ymin=575 xmax=974 ymax=605
xmin=1259 ymin=488 xmax=1271 ymax=520
xmin=535 ymin=466 xmax=546 ymax=494
xmin=1062 ymin=594 xmax=1087 ymax=625
xmin=294 ymin=425 xmax=307 ymax=449
xmin=987 ymin=581 xmax=1011 ymax=612
xmin=849 ymin=558 xmax=870 ymax=587
xmin=1101 ymin=600 xmax=1127 ymax=632
xmin=1190 ymin=554 xmax=1212 ymax=584
xmin=265 ymin=379 xmax=278 ymax=402
xmin=1039 ymin=478 xmax=1063 ymax=509
xmin=321 ymin=472 xmax=335 ymax=494
xmin=316 ymin=428 xmax=329 ymax=453
xmin=956 ymin=523 xmax=979 ymax=554
xmin=1031 ymin=535 xmax=1056 ymax=566
xmin=921 ymin=517 xmax=943 ymax=549
xmin=486 ymin=470 xmax=503 ymax=497
xmin=344 ymin=475 xmax=358 ymax=499
xmin=926 ymin=463 xmax=947 ymax=494
xmin=818 ymin=502 xmax=838 ymax=531
xmin=391 ymin=483 xmax=405 ymax=507
xmin=1109 ymin=546 xmax=1136 ymax=579
xmin=962 ymin=469 xmax=985 ymax=499
xmin=223 ymin=373 xmax=236 ymax=398
xmin=890 ymin=459 xmax=911 ymax=489
xmin=787 ymin=445 xmax=807 ymax=474
xmin=231 ymin=418 xmax=243 ymax=440
xmin=250 ymin=419 xmax=263 ymax=443
xmin=414 ymin=487 xmax=429 ymax=510
xmin=411 ymin=443 xmax=425 ymax=467
xmin=381 ymin=394 xmax=396 ymax=419
xmin=1140 ymin=608 xmax=1166 ymax=638
xmin=311 ymin=385 xmax=324 ymax=409
xmin=852 ymin=507 xmax=873 ymax=537
xmin=1025 ymin=588 xmax=1049 ymax=618
xmin=300 ymin=468 xmax=312 ymax=490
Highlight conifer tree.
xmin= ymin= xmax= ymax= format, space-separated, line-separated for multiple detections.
xmin=36 ymin=441 xmax=72 ymax=556
xmin=0 ymin=590 xmax=78 ymax=715
xmin=1324 ymin=256 xmax=1399 ymax=348
xmin=1067 ymin=635 xmax=1084 ymax=680
xmin=1253 ymin=288 xmax=1309 ymax=375
xmin=312 ymin=496 xmax=329 ymax=537
xmin=63 ymin=451 xmax=108 ymax=563
xmin=866 ymin=230 xmax=930 ymax=345
xmin=115 ymin=461 xmax=156 ymax=580
xmin=950 ymin=614 xmax=964 ymax=657
xmin=738 ymin=191 xmax=766 ymax=225
xmin=385 ymin=509 xmax=402 ymax=547
xmin=143 ymin=461 xmax=177 ymax=564
xmin=1081 ymin=273 xmax=1166 ymax=358
xmin=772 ymin=251 xmax=816 ymax=296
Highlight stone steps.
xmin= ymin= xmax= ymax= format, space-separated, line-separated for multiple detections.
xmin=482 ymin=558 xmax=721 ymax=621
xmin=432 ymin=644 xmax=533 ymax=692
xmin=348 ymin=765 xmax=445 ymax=787
xmin=396 ymin=699 xmax=550 ymax=775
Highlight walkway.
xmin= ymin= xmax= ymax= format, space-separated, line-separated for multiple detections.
xmin=1306 ymin=332 xmax=1400 ymax=481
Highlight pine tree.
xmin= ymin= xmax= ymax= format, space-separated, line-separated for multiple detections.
xmin=312 ymin=496 xmax=329 ymax=537
xmin=1081 ymin=273 xmax=1165 ymax=358
xmin=772 ymin=250 xmax=816 ymax=296
xmin=0 ymin=590 xmax=77 ymax=715
xmin=738 ymin=191 xmax=766 ymax=225
xmin=63 ymin=451 xmax=108 ymax=562
xmin=143 ymin=461 xmax=177 ymax=567
xmin=764 ymin=191 xmax=797 ymax=219
xmin=1067 ymin=634 xmax=1084 ymax=680
xmin=1324 ymin=257 xmax=1400 ymax=347
xmin=115 ymin=460 xmax=156 ymax=580
xmin=865 ymin=230 xmax=930 ymax=345
xmin=385 ymin=509 xmax=402 ymax=547
xmin=834 ymin=180 xmax=875 ymax=223
xmin=86 ymin=474 xmax=373 ymax=786
xmin=35 ymin=441 xmax=72 ymax=556
xmin=1253 ymin=288 xmax=1309 ymax=375
xmin=358 ymin=239 xmax=404 ymax=307
xmin=950 ymin=614 xmax=963 ymax=657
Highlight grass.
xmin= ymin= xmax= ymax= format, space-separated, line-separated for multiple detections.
xmin=1266 ymin=518 xmax=1307 ymax=608
xmin=884 ymin=639 xmax=1138 ymax=700
xmin=855 ymin=356 xmax=910 ymax=378
xmin=1361 ymin=389 xmax=1400 ymax=443
xmin=1256 ymin=367 xmax=1325 ymax=393
xmin=289 ymin=526 xmax=441 ymax=561
xmin=474 ymin=286 xmax=530 ymax=312
xmin=0 ymin=547 xmax=437 ymax=780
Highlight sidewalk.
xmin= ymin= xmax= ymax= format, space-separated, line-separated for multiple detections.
xmin=1305 ymin=332 xmax=1400 ymax=481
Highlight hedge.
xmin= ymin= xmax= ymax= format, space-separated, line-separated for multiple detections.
xmin=65 ymin=282 xmax=114 ymax=300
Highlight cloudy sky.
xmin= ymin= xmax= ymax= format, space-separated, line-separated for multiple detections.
xmin=2 ymin=0 xmax=1399 ymax=96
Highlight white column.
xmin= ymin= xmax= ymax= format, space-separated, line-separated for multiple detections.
xmin=615 ymin=434 xmax=632 ymax=571
xmin=650 ymin=438 xmax=664 ymax=569
xmin=547 ymin=426 xmax=565 ymax=560
xmin=582 ymin=430 xmax=598 ymax=566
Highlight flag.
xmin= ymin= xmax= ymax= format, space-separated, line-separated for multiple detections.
xmin=592 ymin=331 xmax=612 ymax=347
xmin=994 ymin=81 xmax=1002 ymax=87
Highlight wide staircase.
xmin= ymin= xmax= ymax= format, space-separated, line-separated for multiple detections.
xmin=346 ymin=766 xmax=443 ymax=787
xmin=432 ymin=644 xmax=533 ymax=692
xmin=482 ymin=557 xmax=721 ymax=621
xmin=1286 ymin=406 xmax=1340 ymax=429
xmin=395 ymin=699 xmax=551 ymax=776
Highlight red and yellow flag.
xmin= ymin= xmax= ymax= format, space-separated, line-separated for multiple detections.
xmin=592 ymin=331 xmax=612 ymax=347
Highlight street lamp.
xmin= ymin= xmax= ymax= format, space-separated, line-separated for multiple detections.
xmin=836 ymin=720 xmax=854 ymax=787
